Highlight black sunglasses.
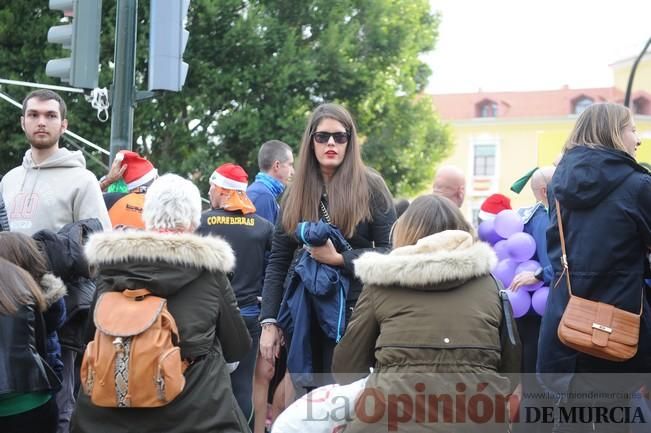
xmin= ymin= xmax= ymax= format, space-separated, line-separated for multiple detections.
xmin=312 ymin=131 xmax=350 ymax=144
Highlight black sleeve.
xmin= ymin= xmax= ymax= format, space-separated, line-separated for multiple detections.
xmin=259 ymin=213 xmax=299 ymax=320
xmin=341 ymin=185 xmax=396 ymax=275
xmin=214 ymin=272 xmax=252 ymax=362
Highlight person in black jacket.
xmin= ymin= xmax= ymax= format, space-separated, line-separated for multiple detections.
xmin=259 ymin=103 xmax=396 ymax=395
xmin=197 ymin=162 xmax=273 ymax=425
xmin=0 ymin=233 xmax=67 ymax=382
xmin=537 ymin=102 xmax=651 ymax=433
xmin=0 ymin=258 xmax=59 ymax=433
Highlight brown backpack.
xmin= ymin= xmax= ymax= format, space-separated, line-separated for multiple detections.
xmin=81 ymin=289 xmax=186 ymax=407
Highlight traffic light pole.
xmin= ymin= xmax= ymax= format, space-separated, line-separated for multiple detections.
xmin=109 ymin=0 xmax=138 ymax=165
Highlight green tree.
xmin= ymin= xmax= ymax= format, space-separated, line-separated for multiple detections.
xmin=0 ymin=0 xmax=450 ymax=196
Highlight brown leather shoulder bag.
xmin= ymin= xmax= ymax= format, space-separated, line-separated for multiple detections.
xmin=555 ymin=200 xmax=642 ymax=362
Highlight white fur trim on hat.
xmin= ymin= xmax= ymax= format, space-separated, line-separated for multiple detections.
xmin=209 ymin=171 xmax=248 ymax=191
xmin=126 ymin=168 xmax=158 ymax=190
xmin=477 ymin=209 xmax=497 ymax=221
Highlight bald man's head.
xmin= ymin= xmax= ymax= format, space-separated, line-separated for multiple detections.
xmin=531 ymin=166 xmax=555 ymax=206
xmin=432 ymin=165 xmax=466 ymax=207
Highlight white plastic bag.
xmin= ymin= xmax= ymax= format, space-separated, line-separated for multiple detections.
xmin=271 ymin=377 xmax=368 ymax=433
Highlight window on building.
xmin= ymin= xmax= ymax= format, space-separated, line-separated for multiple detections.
xmin=473 ymin=144 xmax=496 ymax=176
xmin=476 ymin=100 xmax=498 ymax=117
xmin=573 ymin=97 xmax=593 ymax=115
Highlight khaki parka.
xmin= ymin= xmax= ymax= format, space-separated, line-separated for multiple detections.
xmin=332 ymin=230 xmax=520 ymax=433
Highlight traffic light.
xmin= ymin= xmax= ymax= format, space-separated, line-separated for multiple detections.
xmin=148 ymin=0 xmax=190 ymax=92
xmin=46 ymin=0 xmax=102 ymax=89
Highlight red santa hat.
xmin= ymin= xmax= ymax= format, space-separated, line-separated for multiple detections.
xmin=209 ymin=163 xmax=249 ymax=191
xmin=478 ymin=193 xmax=512 ymax=221
xmin=118 ymin=150 xmax=158 ymax=190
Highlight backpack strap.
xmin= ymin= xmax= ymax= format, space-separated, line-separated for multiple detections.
xmin=122 ymin=288 xmax=152 ymax=299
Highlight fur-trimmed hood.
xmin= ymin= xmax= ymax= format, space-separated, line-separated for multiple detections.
xmin=40 ymin=273 xmax=67 ymax=307
xmin=354 ymin=230 xmax=496 ymax=288
xmin=85 ymin=230 xmax=235 ymax=273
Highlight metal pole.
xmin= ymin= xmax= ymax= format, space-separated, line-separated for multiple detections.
xmin=109 ymin=0 xmax=138 ymax=165
xmin=624 ymin=37 xmax=651 ymax=108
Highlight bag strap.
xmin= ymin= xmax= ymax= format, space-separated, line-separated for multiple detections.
xmin=554 ymin=199 xmax=574 ymax=296
xmin=319 ymin=198 xmax=353 ymax=252
xmin=555 ymin=199 xmax=644 ymax=316
xmin=122 ymin=288 xmax=152 ymax=299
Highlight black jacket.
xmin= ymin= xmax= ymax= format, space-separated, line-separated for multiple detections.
xmin=197 ymin=208 xmax=273 ymax=308
xmin=33 ymin=218 xmax=104 ymax=352
xmin=537 ymin=146 xmax=651 ymax=394
xmin=260 ymin=181 xmax=396 ymax=321
xmin=0 ymin=304 xmax=59 ymax=395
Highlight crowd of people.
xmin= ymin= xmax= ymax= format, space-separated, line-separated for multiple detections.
xmin=0 ymin=89 xmax=649 ymax=433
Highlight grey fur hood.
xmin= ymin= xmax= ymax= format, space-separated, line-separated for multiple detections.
xmin=85 ymin=230 xmax=235 ymax=273
xmin=354 ymin=230 xmax=496 ymax=288
xmin=40 ymin=273 xmax=67 ymax=307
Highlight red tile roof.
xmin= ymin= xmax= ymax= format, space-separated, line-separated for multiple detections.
xmin=429 ymin=87 xmax=651 ymax=120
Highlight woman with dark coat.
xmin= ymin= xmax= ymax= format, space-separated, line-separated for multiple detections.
xmin=258 ymin=103 xmax=396 ymax=394
xmin=332 ymin=195 xmax=520 ymax=433
xmin=71 ymin=174 xmax=252 ymax=433
xmin=0 ymin=232 xmax=67 ymax=381
xmin=0 ymin=259 xmax=60 ymax=433
xmin=537 ymin=102 xmax=651 ymax=433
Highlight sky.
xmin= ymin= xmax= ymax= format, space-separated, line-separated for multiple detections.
xmin=424 ymin=0 xmax=651 ymax=94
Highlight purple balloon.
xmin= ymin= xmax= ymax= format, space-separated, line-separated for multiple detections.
xmin=478 ymin=219 xmax=504 ymax=245
xmin=532 ymin=286 xmax=550 ymax=316
xmin=493 ymin=240 xmax=510 ymax=261
xmin=492 ymin=258 xmax=518 ymax=288
xmin=506 ymin=232 xmax=537 ymax=262
xmin=515 ymin=259 xmax=544 ymax=291
xmin=507 ymin=289 xmax=531 ymax=318
xmin=494 ymin=210 xmax=524 ymax=238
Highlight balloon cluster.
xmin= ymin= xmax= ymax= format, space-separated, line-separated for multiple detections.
xmin=478 ymin=210 xmax=549 ymax=318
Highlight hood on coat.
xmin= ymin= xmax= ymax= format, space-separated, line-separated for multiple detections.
xmin=354 ymin=230 xmax=496 ymax=289
xmin=22 ymin=147 xmax=86 ymax=170
xmin=553 ymin=146 xmax=645 ymax=210
xmin=40 ymin=273 xmax=67 ymax=307
xmin=85 ymin=230 xmax=235 ymax=274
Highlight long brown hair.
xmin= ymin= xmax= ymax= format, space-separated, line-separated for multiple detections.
xmin=391 ymin=195 xmax=473 ymax=248
xmin=0 ymin=232 xmax=49 ymax=283
xmin=0 ymin=258 xmax=46 ymax=315
xmin=282 ymin=103 xmax=372 ymax=237
xmin=564 ymin=103 xmax=634 ymax=155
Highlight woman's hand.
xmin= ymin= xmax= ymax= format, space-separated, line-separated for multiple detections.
xmin=259 ymin=323 xmax=281 ymax=362
xmin=509 ymin=271 xmax=537 ymax=292
xmin=309 ymin=239 xmax=344 ymax=266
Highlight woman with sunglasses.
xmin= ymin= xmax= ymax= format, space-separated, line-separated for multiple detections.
xmin=259 ymin=103 xmax=396 ymax=395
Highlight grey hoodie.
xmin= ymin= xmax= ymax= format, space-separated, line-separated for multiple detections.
xmin=0 ymin=148 xmax=110 ymax=235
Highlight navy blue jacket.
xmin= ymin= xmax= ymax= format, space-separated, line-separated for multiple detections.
xmin=521 ymin=203 xmax=553 ymax=287
xmin=537 ymin=146 xmax=651 ymax=394
xmin=277 ymin=221 xmax=351 ymax=389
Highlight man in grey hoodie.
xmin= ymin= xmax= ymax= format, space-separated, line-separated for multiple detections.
xmin=0 ymin=89 xmax=110 ymax=235
xmin=0 ymin=89 xmax=110 ymax=433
